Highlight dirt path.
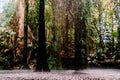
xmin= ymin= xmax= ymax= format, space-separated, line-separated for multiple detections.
xmin=0 ymin=68 xmax=120 ymax=80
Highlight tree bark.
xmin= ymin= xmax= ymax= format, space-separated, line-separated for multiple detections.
xmin=35 ymin=0 xmax=50 ymax=72
xmin=74 ymin=0 xmax=87 ymax=70
xmin=22 ymin=0 xmax=30 ymax=69
xmin=51 ymin=0 xmax=62 ymax=69
xmin=74 ymin=17 xmax=87 ymax=69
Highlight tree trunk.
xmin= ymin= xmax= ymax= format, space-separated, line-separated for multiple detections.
xmin=22 ymin=0 xmax=30 ymax=69
xmin=74 ymin=17 xmax=87 ymax=69
xmin=110 ymin=1 xmax=114 ymax=54
xmin=74 ymin=0 xmax=87 ymax=70
xmin=35 ymin=0 xmax=50 ymax=72
xmin=51 ymin=0 xmax=62 ymax=69
xmin=65 ymin=0 xmax=69 ymax=54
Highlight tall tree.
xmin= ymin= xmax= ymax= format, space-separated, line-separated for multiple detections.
xmin=62 ymin=0 xmax=69 ymax=56
xmin=35 ymin=0 xmax=50 ymax=71
xmin=22 ymin=0 xmax=30 ymax=69
xmin=74 ymin=0 xmax=88 ymax=70
xmin=51 ymin=0 xmax=62 ymax=69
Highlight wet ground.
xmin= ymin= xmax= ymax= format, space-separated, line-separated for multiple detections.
xmin=0 ymin=68 xmax=120 ymax=80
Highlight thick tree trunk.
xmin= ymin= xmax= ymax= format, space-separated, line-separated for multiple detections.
xmin=22 ymin=0 xmax=30 ymax=69
xmin=65 ymin=0 xmax=69 ymax=54
xmin=111 ymin=11 xmax=114 ymax=54
xmin=16 ymin=0 xmax=25 ymax=36
xmin=74 ymin=0 xmax=87 ymax=70
xmin=35 ymin=0 xmax=50 ymax=71
xmin=51 ymin=0 xmax=62 ymax=69
xmin=74 ymin=17 xmax=87 ymax=69
xmin=62 ymin=0 xmax=69 ymax=53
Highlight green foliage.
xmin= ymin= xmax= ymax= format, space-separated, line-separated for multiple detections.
xmin=0 ymin=28 xmax=15 ymax=69
xmin=28 ymin=0 xmax=39 ymax=39
xmin=48 ymin=57 xmax=56 ymax=69
xmin=112 ymin=30 xmax=118 ymax=38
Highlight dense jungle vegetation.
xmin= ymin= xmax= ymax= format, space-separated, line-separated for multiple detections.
xmin=0 ymin=0 xmax=120 ymax=71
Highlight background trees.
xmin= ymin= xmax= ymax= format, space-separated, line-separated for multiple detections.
xmin=0 ymin=0 xmax=120 ymax=70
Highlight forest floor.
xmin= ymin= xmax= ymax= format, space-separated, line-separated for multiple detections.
xmin=0 ymin=68 xmax=120 ymax=80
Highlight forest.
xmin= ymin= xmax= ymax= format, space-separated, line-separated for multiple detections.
xmin=0 ymin=0 xmax=120 ymax=71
